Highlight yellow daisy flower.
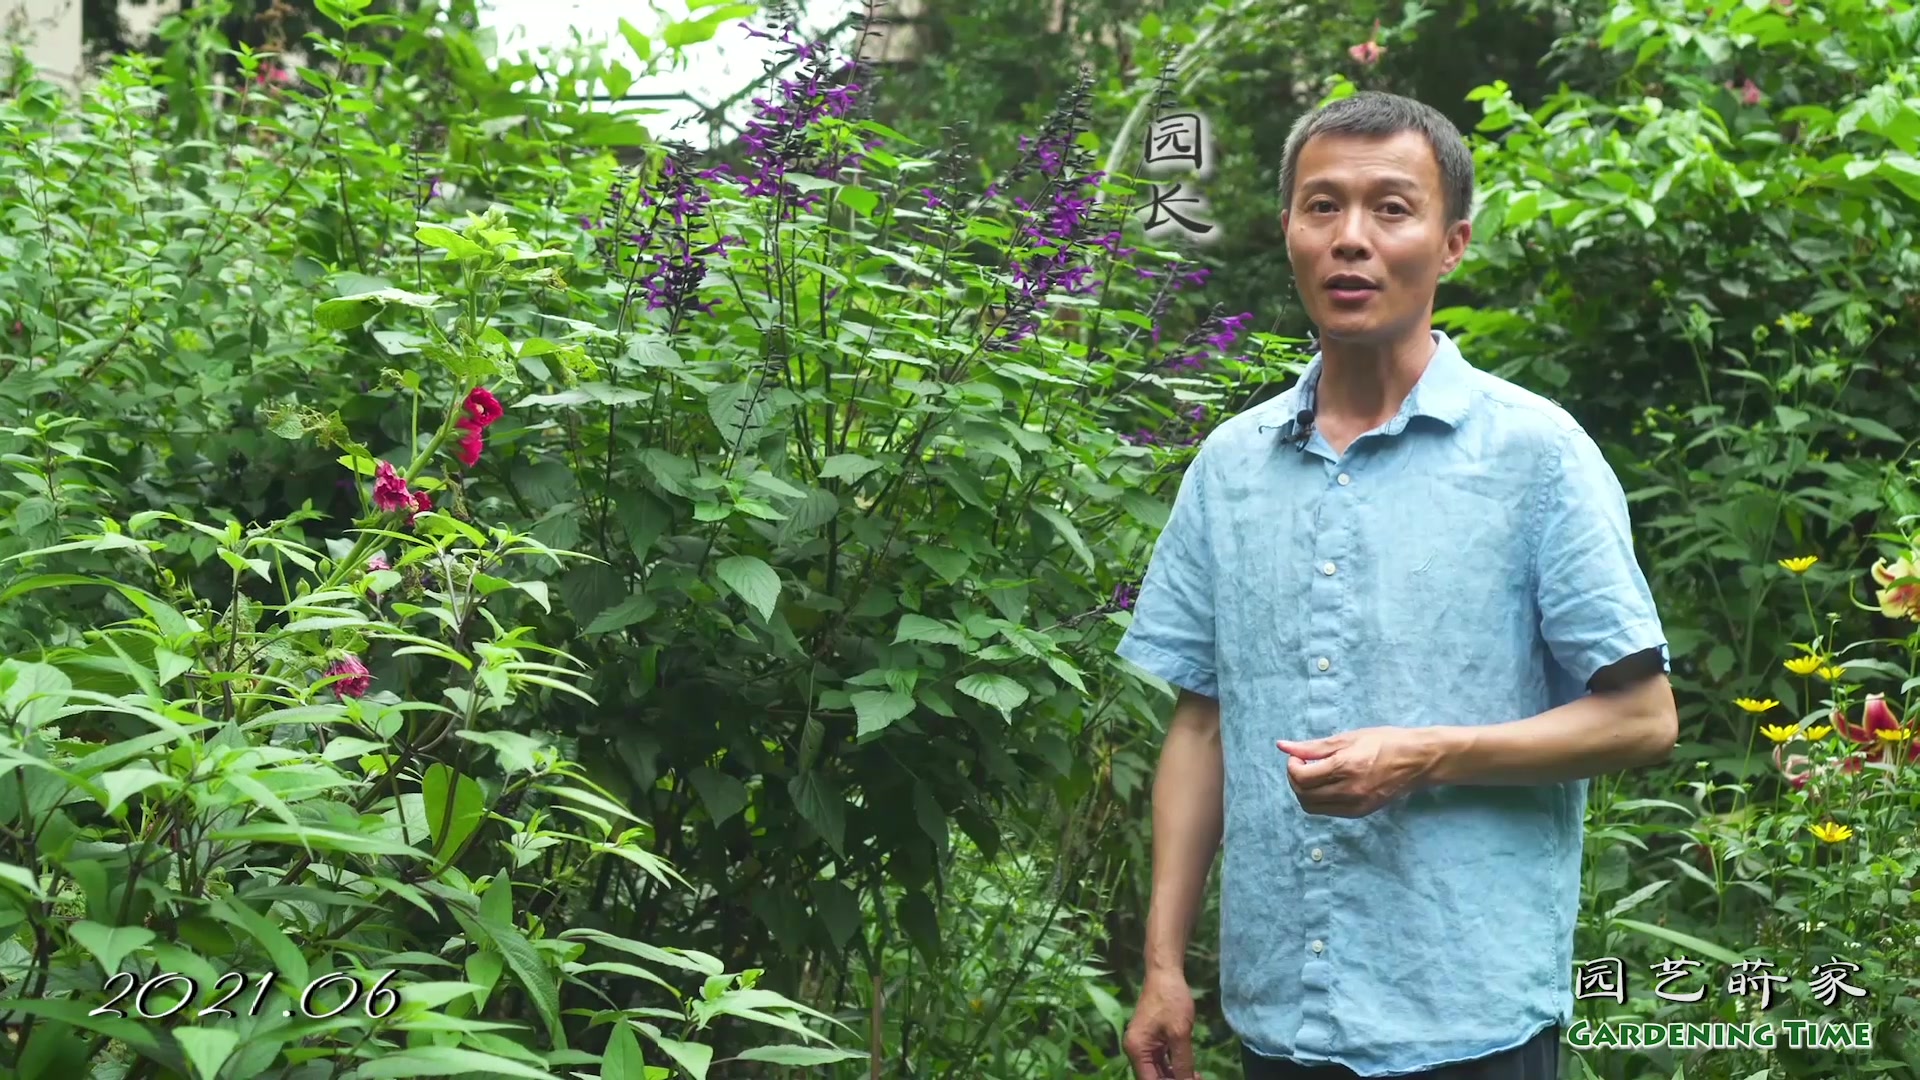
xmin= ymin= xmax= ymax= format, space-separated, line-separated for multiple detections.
xmin=1803 ymin=724 xmax=1832 ymax=740
xmin=1808 ymin=822 xmax=1853 ymax=843
xmin=1777 ymin=555 xmax=1818 ymax=573
xmin=1817 ymin=665 xmax=1846 ymax=682
xmin=1759 ymin=724 xmax=1797 ymax=743
xmin=1783 ymin=655 xmax=1824 ymax=676
xmin=1875 ymin=728 xmax=1915 ymax=744
xmin=1734 ymin=697 xmax=1779 ymax=713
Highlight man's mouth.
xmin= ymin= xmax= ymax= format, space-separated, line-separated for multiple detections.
xmin=1324 ymin=275 xmax=1380 ymax=303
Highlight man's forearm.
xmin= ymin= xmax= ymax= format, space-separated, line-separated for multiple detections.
xmin=1419 ymin=674 xmax=1677 ymax=787
xmin=1143 ymin=691 xmax=1225 ymax=978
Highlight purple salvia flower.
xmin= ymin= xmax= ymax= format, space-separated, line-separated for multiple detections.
xmin=1111 ymin=582 xmax=1139 ymax=611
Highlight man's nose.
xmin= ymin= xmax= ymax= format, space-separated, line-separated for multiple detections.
xmin=1331 ymin=210 xmax=1371 ymax=257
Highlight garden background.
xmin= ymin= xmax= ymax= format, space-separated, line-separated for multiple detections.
xmin=0 ymin=0 xmax=1917 ymax=1077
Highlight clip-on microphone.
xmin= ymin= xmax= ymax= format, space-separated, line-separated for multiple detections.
xmin=1291 ymin=407 xmax=1315 ymax=453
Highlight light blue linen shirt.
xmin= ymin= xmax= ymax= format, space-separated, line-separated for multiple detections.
xmin=1116 ymin=330 xmax=1667 ymax=1076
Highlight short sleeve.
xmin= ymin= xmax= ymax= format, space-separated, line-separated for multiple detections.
xmin=1533 ymin=426 xmax=1669 ymax=690
xmin=1116 ymin=453 xmax=1219 ymax=698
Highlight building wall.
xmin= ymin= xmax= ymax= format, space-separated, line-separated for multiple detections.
xmin=1 ymin=0 xmax=85 ymax=93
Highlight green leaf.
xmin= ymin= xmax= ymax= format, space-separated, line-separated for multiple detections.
xmin=687 ymin=767 xmax=749 ymax=825
xmin=955 ymin=674 xmax=1029 ymax=716
xmin=913 ymin=545 xmax=971 ymax=584
xmin=820 ymin=454 xmax=882 ymax=481
xmin=850 ymin=690 xmax=914 ymax=737
xmin=175 ymin=1027 xmax=239 ymax=1080
xmin=415 ymin=224 xmax=486 ymax=260
xmin=454 ymin=730 xmax=546 ymax=774
xmin=716 ymin=555 xmax=782 ymax=621
xmin=586 ymin=592 xmax=657 ymax=634
xmin=732 ymin=1046 xmax=869 ymax=1065
xmin=838 ymin=186 xmax=879 ymax=216
xmin=616 ymin=16 xmax=652 ymax=62
xmin=211 ymin=898 xmax=310 ymax=986
xmin=68 ymin=921 xmax=154 ymax=974
xmin=1611 ymin=917 xmax=1748 ymax=968
xmin=1032 ymin=505 xmax=1095 ymax=572
xmin=96 ymin=766 xmax=177 ymax=816
xmin=644 ymin=1036 xmax=712 ymax=1079
xmin=603 ymin=1019 xmax=649 ymax=1079
xmin=422 ymin=764 xmax=486 ymax=863
xmin=894 ymin=613 xmax=965 ymax=647
xmin=314 ymin=287 xmax=440 ymax=331
xmin=453 ymin=911 xmax=566 ymax=1050
xmin=208 ymin=824 xmax=426 ymax=858
xmin=353 ymin=1046 xmax=561 ymax=1079
xmin=788 ymin=771 xmax=846 ymax=854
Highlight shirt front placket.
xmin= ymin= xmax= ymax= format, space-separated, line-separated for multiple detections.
xmin=1291 ymin=437 xmax=1359 ymax=1056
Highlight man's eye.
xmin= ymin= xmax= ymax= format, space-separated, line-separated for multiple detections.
xmin=1381 ymin=203 xmax=1409 ymax=215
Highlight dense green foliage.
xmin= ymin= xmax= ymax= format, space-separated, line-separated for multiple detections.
xmin=2 ymin=0 xmax=1919 ymax=1076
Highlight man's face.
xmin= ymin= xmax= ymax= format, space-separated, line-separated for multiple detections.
xmin=1281 ymin=130 xmax=1470 ymax=347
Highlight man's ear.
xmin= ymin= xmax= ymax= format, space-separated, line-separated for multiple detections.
xmin=1439 ymin=218 xmax=1472 ymax=275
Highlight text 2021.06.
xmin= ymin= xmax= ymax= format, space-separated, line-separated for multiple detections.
xmin=89 ymin=970 xmax=400 ymax=1021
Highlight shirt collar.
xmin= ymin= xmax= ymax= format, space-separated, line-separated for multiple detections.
xmin=1276 ymin=330 xmax=1473 ymax=438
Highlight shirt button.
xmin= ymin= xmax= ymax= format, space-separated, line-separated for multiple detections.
xmin=1336 ymin=473 xmax=1351 ymax=486
xmin=1321 ymin=562 xmax=1336 ymax=576
xmin=1311 ymin=940 xmax=1325 ymax=954
xmin=1316 ymin=657 xmax=1331 ymax=672
xmin=1311 ymin=848 xmax=1323 ymax=862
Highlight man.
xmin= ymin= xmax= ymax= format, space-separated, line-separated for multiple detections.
xmin=1115 ymin=91 xmax=1676 ymax=1080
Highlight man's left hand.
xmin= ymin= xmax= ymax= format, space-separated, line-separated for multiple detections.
xmin=1275 ymin=728 xmax=1443 ymax=817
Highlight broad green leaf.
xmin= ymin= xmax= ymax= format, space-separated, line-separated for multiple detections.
xmin=716 ymin=555 xmax=781 ymax=621
xmin=209 ymin=824 xmax=426 ymax=858
xmin=586 ymin=592 xmax=657 ymax=634
xmin=354 ymin=1046 xmax=560 ymax=1079
xmin=644 ymin=1035 xmax=713 ymax=1079
xmin=894 ymin=614 xmax=965 ymax=647
xmin=955 ymin=673 xmax=1029 ymax=715
xmin=1032 ymin=505 xmax=1095 ymax=572
xmin=603 ymin=1019 xmax=649 ymax=1079
xmin=68 ymin=921 xmax=154 ymax=974
xmin=175 ymin=1027 xmax=239 ymax=1080
xmin=820 ymin=454 xmax=882 ymax=481
xmin=416 ymin=224 xmax=486 ymax=260
xmin=315 ymin=287 xmax=440 ymax=331
xmin=455 ymin=730 xmax=546 ymax=774
xmin=850 ymin=689 xmax=914 ymax=736
xmin=96 ymin=766 xmax=177 ymax=816
xmin=453 ymin=911 xmax=566 ymax=1050
xmin=212 ymin=898 xmax=311 ymax=986
xmin=1611 ymin=917 xmax=1747 ymax=968
xmin=788 ymin=771 xmax=846 ymax=854
xmin=422 ymin=764 xmax=486 ymax=862
xmin=733 ymin=1045 xmax=869 ymax=1065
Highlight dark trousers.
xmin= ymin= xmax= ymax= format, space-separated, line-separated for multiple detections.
xmin=1242 ymin=1025 xmax=1560 ymax=1080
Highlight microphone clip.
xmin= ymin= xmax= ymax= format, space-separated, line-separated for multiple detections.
xmin=1290 ymin=407 xmax=1315 ymax=453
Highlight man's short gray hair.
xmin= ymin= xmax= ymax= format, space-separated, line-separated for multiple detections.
xmin=1277 ymin=91 xmax=1475 ymax=225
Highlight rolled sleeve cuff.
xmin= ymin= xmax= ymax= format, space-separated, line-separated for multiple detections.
xmin=1116 ymin=632 xmax=1218 ymax=699
xmin=1563 ymin=621 xmax=1670 ymax=690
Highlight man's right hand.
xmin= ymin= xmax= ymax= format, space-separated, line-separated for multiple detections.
xmin=1122 ymin=971 xmax=1201 ymax=1079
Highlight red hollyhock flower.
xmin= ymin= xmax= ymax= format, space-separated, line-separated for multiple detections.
xmin=372 ymin=461 xmax=412 ymax=512
xmin=462 ymin=387 xmax=504 ymax=428
xmin=324 ymin=655 xmax=372 ymax=698
xmin=455 ymin=417 xmax=485 ymax=468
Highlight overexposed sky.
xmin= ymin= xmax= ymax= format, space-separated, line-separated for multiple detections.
xmin=478 ymin=0 xmax=867 ymax=138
